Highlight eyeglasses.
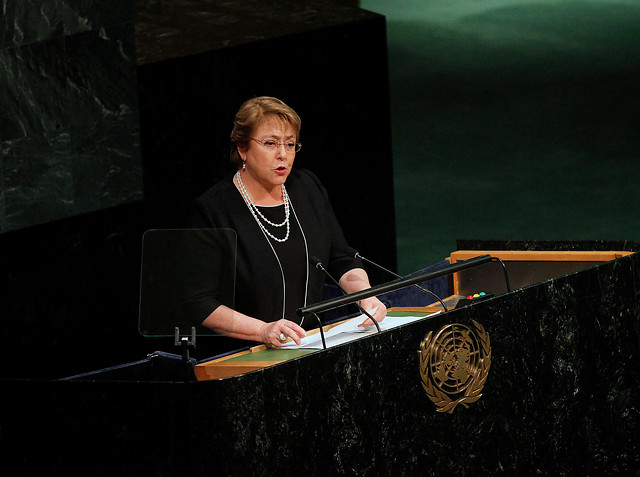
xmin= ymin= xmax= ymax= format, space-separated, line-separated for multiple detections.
xmin=251 ymin=138 xmax=302 ymax=153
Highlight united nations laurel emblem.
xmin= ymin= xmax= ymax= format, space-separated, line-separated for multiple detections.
xmin=418 ymin=320 xmax=491 ymax=413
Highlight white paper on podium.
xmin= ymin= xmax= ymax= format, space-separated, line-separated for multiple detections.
xmin=282 ymin=309 xmax=442 ymax=350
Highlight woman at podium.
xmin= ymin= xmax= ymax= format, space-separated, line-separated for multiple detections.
xmin=188 ymin=96 xmax=386 ymax=348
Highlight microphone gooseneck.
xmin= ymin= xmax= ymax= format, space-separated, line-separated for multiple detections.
xmin=354 ymin=252 xmax=449 ymax=313
xmin=310 ymin=256 xmax=381 ymax=333
xmin=490 ymin=257 xmax=512 ymax=292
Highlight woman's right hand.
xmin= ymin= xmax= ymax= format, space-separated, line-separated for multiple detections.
xmin=260 ymin=319 xmax=306 ymax=347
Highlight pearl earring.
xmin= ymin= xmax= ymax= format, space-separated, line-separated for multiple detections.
xmin=242 ymin=161 xmax=246 ymax=171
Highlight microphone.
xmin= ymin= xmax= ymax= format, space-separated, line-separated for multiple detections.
xmin=310 ymin=256 xmax=381 ymax=333
xmin=354 ymin=251 xmax=448 ymax=312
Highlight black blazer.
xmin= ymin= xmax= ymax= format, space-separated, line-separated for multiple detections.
xmin=186 ymin=168 xmax=362 ymax=328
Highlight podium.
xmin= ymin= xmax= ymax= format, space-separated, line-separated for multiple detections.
xmin=1 ymin=242 xmax=638 ymax=476
xmin=193 ymin=249 xmax=633 ymax=381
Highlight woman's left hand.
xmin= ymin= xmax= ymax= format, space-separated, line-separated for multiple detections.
xmin=357 ymin=296 xmax=387 ymax=328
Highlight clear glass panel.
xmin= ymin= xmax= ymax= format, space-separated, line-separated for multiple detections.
xmin=138 ymin=229 xmax=237 ymax=337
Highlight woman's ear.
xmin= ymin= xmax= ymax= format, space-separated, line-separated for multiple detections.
xmin=237 ymin=144 xmax=248 ymax=162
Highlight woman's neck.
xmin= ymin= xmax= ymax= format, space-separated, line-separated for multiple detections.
xmin=234 ymin=170 xmax=283 ymax=206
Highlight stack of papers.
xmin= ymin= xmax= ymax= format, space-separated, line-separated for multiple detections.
xmin=282 ymin=310 xmax=441 ymax=350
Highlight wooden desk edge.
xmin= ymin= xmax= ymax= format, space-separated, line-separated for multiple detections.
xmin=194 ymin=306 xmax=443 ymax=380
xmin=450 ymin=250 xmax=634 ymax=262
xmin=194 ymin=360 xmax=284 ymax=380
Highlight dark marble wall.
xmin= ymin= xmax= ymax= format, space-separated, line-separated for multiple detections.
xmin=2 ymin=248 xmax=638 ymax=475
xmin=0 ymin=1 xmax=147 ymax=381
xmin=135 ymin=0 xmax=372 ymax=65
xmin=0 ymin=0 xmax=142 ymax=233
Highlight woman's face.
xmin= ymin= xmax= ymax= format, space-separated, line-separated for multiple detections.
xmin=239 ymin=117 xmax=297 ymax=192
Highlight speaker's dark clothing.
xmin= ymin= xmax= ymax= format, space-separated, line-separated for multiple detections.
xmin=187 ymin=168 xmax=362 ymax=330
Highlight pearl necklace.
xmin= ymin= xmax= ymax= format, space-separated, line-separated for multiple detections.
xmin=235 ymin=171 xmax=290 ymax=243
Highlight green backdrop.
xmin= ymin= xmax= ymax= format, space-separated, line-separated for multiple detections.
xmin=362 ymin=0 xmax=640 ymax=273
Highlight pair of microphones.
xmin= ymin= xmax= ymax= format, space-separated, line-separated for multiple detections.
xmin=310 ymin=255 xmax=381 ymax=332
xmin=354 ymin=252 xmax=449 ymax=312
xmin=309 ymin=251 xmax=448 ymax=334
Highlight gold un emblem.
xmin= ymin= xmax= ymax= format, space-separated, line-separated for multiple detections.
xmin=418 ymin=320 xmax=491 ymax=413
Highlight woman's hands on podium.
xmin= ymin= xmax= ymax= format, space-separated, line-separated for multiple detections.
xmin=201 ymin=305 xmax=306 ymax=347
xmin=261 ymin=318 xmax=306 ymax=348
